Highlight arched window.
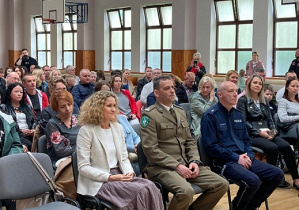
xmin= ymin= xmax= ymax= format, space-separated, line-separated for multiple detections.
xmin=143 ymin=4 xmax=172 ymax=72
xmin=273 ymin=0 xmax=298 ymax=76
xmin=107 ymin=8 xmax=131 ymax=70
xmin=215 ymin=0 xmax=253 ymax=74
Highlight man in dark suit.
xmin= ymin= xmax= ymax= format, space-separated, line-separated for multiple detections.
xmin=141 ymin=75 xmax=228 ymax=210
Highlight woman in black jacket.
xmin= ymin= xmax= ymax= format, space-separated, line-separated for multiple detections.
xmin=237 ymin=74 xmax=299 ymax=190
xmin=0 ymin=83 xmax=36 ymax=151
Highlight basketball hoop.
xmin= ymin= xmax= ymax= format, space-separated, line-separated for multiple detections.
xmin=42 ymin=18 xmax=54 ymax=24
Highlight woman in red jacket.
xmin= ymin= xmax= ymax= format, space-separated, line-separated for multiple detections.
xmin=111 ymin=75 xmax=139 ymax=125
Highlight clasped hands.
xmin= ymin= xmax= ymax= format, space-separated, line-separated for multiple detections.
xmin=238 ymin=153 xmax=252 ymax=169
xmin=108 ymin=172 xmax=134 ymax=182
xmin=175 ymin=163 xmax=199 ymax=179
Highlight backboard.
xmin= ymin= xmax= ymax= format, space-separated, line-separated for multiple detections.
xmin=42 ymin=0 xmax=65 ymax=24
xmin=282 ymin=0 xmax=299 ymax=4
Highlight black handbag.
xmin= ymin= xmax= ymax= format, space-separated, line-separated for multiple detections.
xmin=252 ymin=120 xmax=268 ymax=130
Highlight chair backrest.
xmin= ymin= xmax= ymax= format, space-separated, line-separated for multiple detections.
xmin=71 ymin=151 xmax=79 ymax=188
xmin=0 ymin=153 xmax=54 ymax=200
xmin=197 ymin=136 xmax=210 ymax=166
xmin=38 ymin=135 xmax=48 ymax=153
xmin=137 ymin=143 xmax=148 ymax=177
xmin=180 ymin=103 xmax=192 ymax=125
xmin=131 ymin=124 xmax=140 ymax=136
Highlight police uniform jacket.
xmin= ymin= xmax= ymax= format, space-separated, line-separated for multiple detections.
xmin=140 ymin=101 xmax=200 ymax=178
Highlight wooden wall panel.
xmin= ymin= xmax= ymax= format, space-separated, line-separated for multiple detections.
xmin=9 ymin=50 xmax=21 ymax=68
xmin=76 ymin=50 xmax=95 ymax=76
xmin=171 ymin=50 xmax=196 ymax=80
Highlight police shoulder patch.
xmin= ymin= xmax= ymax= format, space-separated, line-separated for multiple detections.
xmin=140 ymin=116 xmax=150 ymax=128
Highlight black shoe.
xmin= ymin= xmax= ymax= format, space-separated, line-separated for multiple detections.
xmin=278 ymin=180 xmax=291 ymax=188
xmin=293 ymin=183 xmax=299 ymax=190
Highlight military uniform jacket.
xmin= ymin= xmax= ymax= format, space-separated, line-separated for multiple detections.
xmin=140 ymin=102 xmax=200 ymax=178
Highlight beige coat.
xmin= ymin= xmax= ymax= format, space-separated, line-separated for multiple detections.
xmin=76 ymin=122 xmax=133 ymax=196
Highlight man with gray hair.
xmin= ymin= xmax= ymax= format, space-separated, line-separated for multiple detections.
xmin=71 ymin=69 xmax=94 ymax=107
xmin=255 ymin=68 xmax=266 ymax=82
xmin=65 ymin=65 xmax=80 ymax=85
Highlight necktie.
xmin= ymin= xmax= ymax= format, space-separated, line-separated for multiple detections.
xmin=169 ymin=108 xmax=177 ymax=122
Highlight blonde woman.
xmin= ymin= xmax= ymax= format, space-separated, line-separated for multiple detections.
xmin=190 ymin=76 xmax=218 ymax=139
xmin=76 ymin=91 xmax=163 ymax=209
xmin=225 ymin=70 xmax=241 ymax=94
xmin=32 ymin=69 xmax=48 ymax=92
xmin=122 ymin=69 xmax=136 ymax=98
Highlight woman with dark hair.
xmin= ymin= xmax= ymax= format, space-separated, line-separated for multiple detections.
xmin=111 ymin=75 xmax=139 ymax=125
xmin=237 ymin=75 xmax=299 ymax=190
xmin=94 ymin=80 xmax=111 ymax=92
xmin=4 ymin=67 xmax=13 ymax=78
xmin=96 ymin=69 xmax=105 ymax=81
xmin=0 ymin=83 xmax=36 ymax=151
xmin=46 ymin=90 xmax=80 ymax=166
xmin=13 ymin=66 xmax=24 ymax=81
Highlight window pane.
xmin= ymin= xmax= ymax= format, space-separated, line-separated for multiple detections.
xmin=64 ymin=33 xmax=73 ymax=50
xmin=238 ymin=0 xmax=253 ymax=20
xmin=111 ymin=31 xmax=123 ymax=50
xmin=238 ymin=24 xmax=253 ymax=48
xmin=124 ymin=10 xmax=131 ymax=28
xmin=35 ymin=17 xmax=44 ymax=32
xmin=275 ymin=0 xmax=296 ymax=18
xmin=38 ymin=52 xmax=46 ymax=67
xmin=275 ymin=51 xmax=294 ymax=76
xmin=238 ymin=51 xmax=252 ymax=71
xmin=216 ymin=1 xmax=234 ymax=22
xmin=64 ymin=52 xmax=73 ymax=68
xmin=148 ymin=52 xmax=161 ymax=69
xmin=124 ymin=52 xmax=131 ymax=70
xmin=163 ymin=28 xmax=172 ymax=49
xmin=37 ymin=34 xmax=46 ymax=50
xmin=47 ymin=52 xmax=51 ymax=66
xmin=62 ymin=22 xmax=71 ymax=31
xmin=161 ymin=6 xmax=172 ymax=25
xmin=73 ymin=52 xmax=76 ymax=67
xmin=119 ymin=9 xmax=124 ymax=26
xmin=145 ymin=8 xmax=159 ymax=26
xmin=148 ymin=29 xmax=161 ymax=50
xmin=217 ymin=51 xmax=235 ymax=74
xmin=163 ymin=51 xmax=171 ymax=72
xmin=276 ymin=22 xmax=297 ymax=48
xmin=218 ymin=25 xmax=236 ymax=48
xmin=45 ymin=23 xmax=50 ymax=32
xmin=108 ymin=11 xmax=121 ymax=28
xmin=47 ymin=34 xmax=51 ymax=50
xmin=74 ymin=33 xmax=77 ymax=50
xmin=111 ymin=52 xmax=123 ymax=70
xmin=124 ymin=30 xmax=131 ymax=50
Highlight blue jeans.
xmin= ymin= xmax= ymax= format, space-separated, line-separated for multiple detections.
xmin=212 ymin=159 xmax=283 ymax=209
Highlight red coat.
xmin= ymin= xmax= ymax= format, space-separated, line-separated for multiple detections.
xmin=189 ymin=62 xmax=204 ymax=75
xmin=120 ymin=89 xmax=137 ymax=115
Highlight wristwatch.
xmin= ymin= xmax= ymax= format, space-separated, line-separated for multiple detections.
xmin=190 ymin=160 xmax=201 ymax=166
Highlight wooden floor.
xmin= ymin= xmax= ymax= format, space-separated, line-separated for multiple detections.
xmin=169 ymin=173 xmax=299 ymax=210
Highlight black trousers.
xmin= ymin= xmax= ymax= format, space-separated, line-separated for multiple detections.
xmin=251 ymin=135 xmax=299 ymax=180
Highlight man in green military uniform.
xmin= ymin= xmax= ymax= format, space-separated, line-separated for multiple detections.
xmin=141 ymin=75 xmax=228 ymax=210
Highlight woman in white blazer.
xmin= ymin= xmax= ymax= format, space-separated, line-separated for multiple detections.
xmin=77 ymin=91 xmax=163 ymax=210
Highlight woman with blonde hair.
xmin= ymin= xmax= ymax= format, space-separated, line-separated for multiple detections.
xmin=77 ymin=91 xmax=163 ymax=209
xmin=225 ymin=70 xmax=241 ymax=94
xmin=32 ymin=69 xmax=48 ymax=92
xmin=122 ymin=69 xmax=136 ymax=98
xmin=190 ymin=76 xmax=218 ymax=139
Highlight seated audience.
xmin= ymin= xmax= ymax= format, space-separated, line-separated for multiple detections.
xmin=122 ymin=69 xmax=136 ymax=98
xmin=190 ymin=76 xmax=218 ymax=140
xmin=136 ymin=67 xmax=152 ymax=100
xmin=4 ymin=67 xmax=13 ymax=78
xmin=186 ymin=52 xmax=206 ymax=88
xmin=225 ymin=70 xmax=241 ymax=94
xmin=255 ymin=68 xmax=266 ymax=82
xmin=42 ymin=65 xmax=51 ymax=83
xmin=72 ymin=69 xmax=94 ymax=108
xmin=118 ymin=114 xmax=140 ymax=176
xmin=96 ymin=69 xmax=105 ymax=81
xmin=111 ymin=75 xmax=139 ymax=125
xmin=0 ymin=68 xmax=4 ymax=78
xmin=64 ymin=74 xmax=76 ymax=92
xmin=65 ymin=65 xmax=80 ymax=85
xmin=246 ymin=51 xmax=265 ymax=77
xmin=238 ymin=69 xmax=246 ymax=91
xmin=90 ymin=71 xmax=97 ymax=84
xmin=176 ymin=72 xmax=196 ymax=104
xmin=237 ymin=74 xmax=299 ymax=189
xmin=201 ymin=81 xmax=284 ymax=210
xmin=276 ymin=70 xmax=297 ymax=103
xmin=39 ymin=77 xmax=79 ymax=134
xmin=46 ymin=90 xmax=80 ymax=167
xmin=13 ymin=66 xmax=24 ymax=81
xmin=76 ymin=91 xmax=163 ymax=209
xmin=94 ymin=80 xmax=111 ymax=92
xmin=33 ymin=69 xmax=48 ymax=92
xmin=264 ymin=84 xmax=277 ymax=117
xmin=1 ymin=83 xmax=37 ymax=151
xmin=6 ymin=72 xmax=20 ymax=87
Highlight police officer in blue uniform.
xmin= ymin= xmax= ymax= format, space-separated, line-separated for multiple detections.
xmin=201 ymin=81 xmax=284 ymax=210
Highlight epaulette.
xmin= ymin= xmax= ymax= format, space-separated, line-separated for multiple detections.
xmin=142 ymin=105 xmax=155 ymax=112
xmin=206 ymin=107 xmax=219 ymax=114
xmin=174 ymin=104 xmax=184 ymax=110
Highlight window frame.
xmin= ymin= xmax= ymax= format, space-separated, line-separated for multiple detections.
xmin=272 ymin=0 xmax=299 ymax=76
xmin=34 ymin=16 xmax=51 ymax=66
xmin=143 ymin=4 xmax=172 ymax=72
xmin=214 ymin=0 xmax=253 ymax=75
xmin=62 ymin=14 xmax=77 ymax=68
xmin=107 ymin=8 xmax=131 ymax=70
